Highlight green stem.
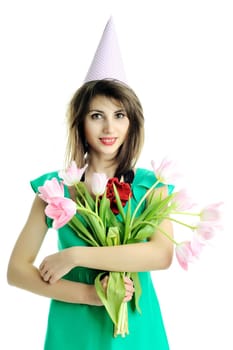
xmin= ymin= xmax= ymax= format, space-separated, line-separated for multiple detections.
xmin=143 ymin=222 xmax=179 ymax=245
xmin=130 ymin=180 xmax=160 ymax=226
xmin=95 ymin=195 xmax=99 ymax=216
xmin=164 ymin=216 xmax=197 ymax=230
xmin=114 ymin=301 xmax=128 ymax=337
xmin=171 ymin=211 xmax=201 ymax=217
xmin=77 ymin=206 xmax=105 ymax=230
xmin=74 ymin=184 xmax=91 ymax=210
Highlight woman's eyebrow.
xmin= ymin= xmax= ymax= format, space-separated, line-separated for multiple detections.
xmin=88 ymin=108 xmax=126 ymax=113
xmin=114 ymin=108 xmax=126 ymax=113
xmin=88 ymin=109 xmax=104 ymax=113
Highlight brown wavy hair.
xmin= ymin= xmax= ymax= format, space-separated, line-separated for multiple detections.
xmin=65 ymin=79 xmax=144 ymax=177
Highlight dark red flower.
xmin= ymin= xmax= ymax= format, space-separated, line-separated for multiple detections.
xmin=106 ymin=177 xmax=132 ymax=214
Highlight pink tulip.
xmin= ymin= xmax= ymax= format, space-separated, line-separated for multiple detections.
xmin=190 ymin=234 xmax=205 ymax=258
xmin=200 ymin=202 xmax=223 ymax=222
xmin=38 ymin=178 xmax=64 ymax=203
xmin=45 ymin=197 xmax=77 ymax=229
xmin=91 ymin=172 xmax=108 ymax=196
xmin=175 ymin=241 xmax=194 ymax=270
xmin=151 ymin=157 xmax=180 ymax=184
xmin=59 ymin=161 xmax=88 ymax=186
xmin=196 ymin=221 xmax=217 ymax=241
xmin=172 ymin=189 xmax=196 ymax=211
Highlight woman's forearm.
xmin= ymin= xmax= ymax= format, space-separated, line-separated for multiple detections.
xmin=70 ymin=219 xmax=174 ymax=272
xmin=36 ymin=221 xmax=173 ymax=285
xmin=71 ymin=239 xmax=173 ymax=272
xmin=7 ymin=262 xmax=100 ymax=305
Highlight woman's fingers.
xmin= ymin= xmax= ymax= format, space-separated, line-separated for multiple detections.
xmin=123 ymin=276 xmax=135 ymax=302
xmin=101 ymin=275 xmax=109 ymax=292
xmin=100 ymin=275 xmax=135 ymax=302
xmin=39 ymin=262 xmax=51 ymax=282
xmin=41 ymin=270 xmax=51 ymax=282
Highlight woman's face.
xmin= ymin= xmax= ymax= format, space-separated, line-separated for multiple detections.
xmin=83 ymin=95 xmax=130 ymax=159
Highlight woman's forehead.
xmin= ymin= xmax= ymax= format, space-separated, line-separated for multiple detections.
xmin=88 ymin=95 xmax=124 ymax=110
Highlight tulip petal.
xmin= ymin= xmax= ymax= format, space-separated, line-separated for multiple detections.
xmin=45 ymin=197 xmax=76 ymax=229
xmin=38 ymin=178 xmax=64 ymax=203
xmin=59 ymin=162 xmax=88 ymax=186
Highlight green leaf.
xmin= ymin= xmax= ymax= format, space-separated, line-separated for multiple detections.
xmin=75 ymin=182 xmax=95 ymax=211
xmin=123 ymin=198 xmax=132 ymax=244
xmin=106 ymin=211 xmax=124 ymax=240
xmin=98 ymin=192 xmax=108 ymax=226
xmin=131 ymin=222 xmax=158 ymax=241
xmin=68 ymin=216 xmax=99 ymax=246
xmin=131 ymin=195 xmax=173 ymax=231
xmin=130 ymin=272 xmax=142 ymax=313
xmin=106 ymin=227 xmax=120 ymax=246
xmin=78 ymin=209 xmax=106 ymax=246
xmin=95 ymin=272 xmax=125 ymax=326
xmin=99 ymin=194 xmax=123 ymax=232
xmin=113 ymin=184 xmax=126 ymax=221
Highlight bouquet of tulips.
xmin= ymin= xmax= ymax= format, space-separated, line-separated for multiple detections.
xmin=38 ymin=158 xmax=223 ymax=337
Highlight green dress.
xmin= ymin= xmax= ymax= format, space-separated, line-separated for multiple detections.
xmin=31 ymin=168 xmax=174 ymax=350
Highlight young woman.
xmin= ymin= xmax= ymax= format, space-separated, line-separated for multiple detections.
xmin=7 ymin=79 xmax=174 ymax=349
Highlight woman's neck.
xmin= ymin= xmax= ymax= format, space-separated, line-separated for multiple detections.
xmin=86 ymin=155 xmax=117 ymax=179
xmin=85 ymin=164 xmax=117 ymax=179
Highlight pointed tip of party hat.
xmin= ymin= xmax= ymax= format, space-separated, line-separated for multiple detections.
xmin=84 ymin=16 xmax=127 ymax=83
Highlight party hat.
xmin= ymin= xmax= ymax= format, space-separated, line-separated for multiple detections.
xmin=84 ymin=16 xmax=127 ymax=83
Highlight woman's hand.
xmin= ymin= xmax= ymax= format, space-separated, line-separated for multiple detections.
xmin=85 ymin=275 xmax=135 ymax=307
xmin=39 ymin=248 xmax=75 ymax=284
xmin=39 ymin=248 xmax=135 ymax=305
xmin=100 ymin=275 xmax=135 ymax=303
xmin=122 ymin=276 xmax=135 ymax=302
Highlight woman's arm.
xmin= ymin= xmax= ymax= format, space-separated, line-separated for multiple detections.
xmin=40 ymin=186 xmax=174 ymax=284
xmin=41 ymin=218 xmax=173 ymax=283
xmin=7 ymin=195 xmax=102 ymax=305
xmin=73 ymin=218 xmax=173 ymax=272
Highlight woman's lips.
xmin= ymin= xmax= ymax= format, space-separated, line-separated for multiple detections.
xmin=99 ymin=137 xmax=117 ymax=146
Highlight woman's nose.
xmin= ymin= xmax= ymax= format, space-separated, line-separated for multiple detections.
xmin=103 ymin=118 xmax=114 ymax=133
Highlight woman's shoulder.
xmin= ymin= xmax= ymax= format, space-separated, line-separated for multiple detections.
xmin=134 ymin=167 xmax=156 ymax=186
xmin=134 ymin=167 xmax=174 ymax=194
xmin=30 ymin=170 xmax=60 ymax=193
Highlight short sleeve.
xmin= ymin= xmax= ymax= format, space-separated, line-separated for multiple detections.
xmin=30 ymin=171 xmax=60 ymax=228
xmin=132 ymin=168 xmax=174 ymax=203
xmin=30 ymin=171 xmax=59 ymax=194
xmin=130 ymin=168 xmax=174 ymax=218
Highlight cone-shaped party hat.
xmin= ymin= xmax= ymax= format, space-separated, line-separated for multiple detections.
xmin=84 ymin=16 xmax=127 ymax=83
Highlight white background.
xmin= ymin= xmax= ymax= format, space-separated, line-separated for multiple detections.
xmin=0 ymin=1 xmax=232 ymax=349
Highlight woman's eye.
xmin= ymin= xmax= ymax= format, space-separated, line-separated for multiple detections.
xmin=116 ymin=113 xmax=126 ymax=119
xmin=91 ymin=113 xmax=103 ymax=120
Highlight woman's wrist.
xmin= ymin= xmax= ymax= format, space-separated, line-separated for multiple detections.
xmin=77 ymin=283 xmax=102 ymax=306
xmin=87 ymin=284 xmax=102 ymax=306
xmin=67 ymin=246 xmax=81 ymax=268
xmin=66 ymin=248 xmax=102 ymax=306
